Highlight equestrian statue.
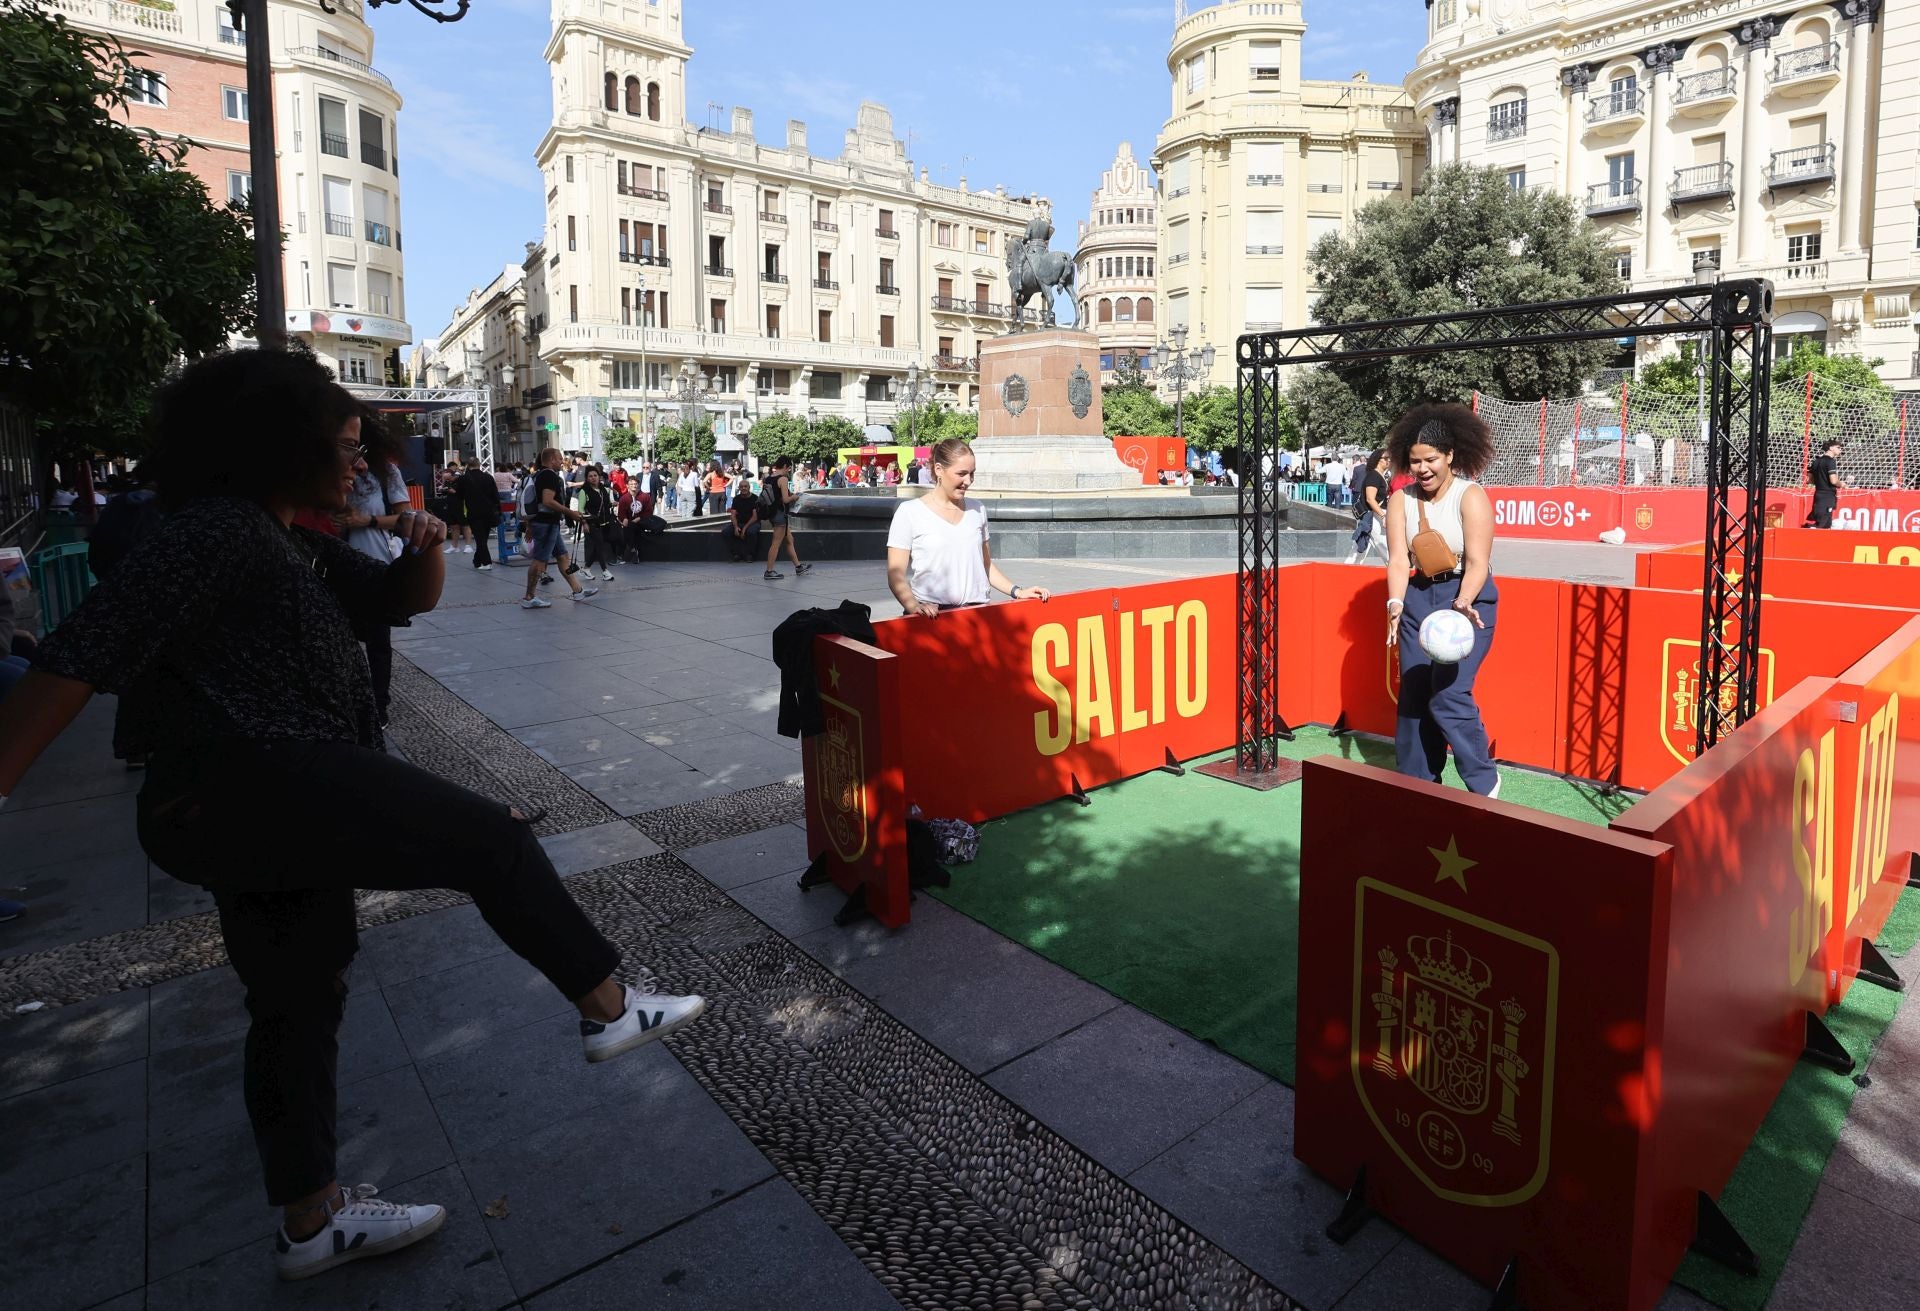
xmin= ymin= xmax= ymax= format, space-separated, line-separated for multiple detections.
xmin=1005 ymin=210 xmax=1076 ymax=333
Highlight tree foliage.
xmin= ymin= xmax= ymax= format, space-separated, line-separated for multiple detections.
xmin=1102 ymin=374 xmax=1172 ymax=438
xmin=888 ymin=401 xmax=971 ymax=448
xmin=601 ymin=425 xmax=641 ymax=464
xmin=652 ymin=420 xmax=714 ymax=467
xmin=1771 ymin=338 xmax=1895 ymax=444
xmin=0 ymin=1 xmax=257 ymax=457
xmin=746 ymin=411 xmax=866 ymax=467
xmin=1288 ymin=164 xmax=1623 ymax=448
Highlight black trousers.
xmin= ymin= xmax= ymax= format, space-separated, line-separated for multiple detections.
xmin=472 ymin=519 xmax=496 ymax=566
xmin=582 ymin=524 xmax=615 ymax=571
xmin=136 ymin=739 xmax=620 ymax=1205
xmin=362 ymin=626 xmax=392 ymax=718
xmin=1808 ymin=491 xmax=1836 ymax=529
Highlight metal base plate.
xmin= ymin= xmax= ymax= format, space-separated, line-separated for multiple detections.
xmin=1195 ymin=757 xmax=1305 ymax=791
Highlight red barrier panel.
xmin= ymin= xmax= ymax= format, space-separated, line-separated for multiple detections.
xmin=1296 ymin=757 xmax=1677 ymax=1310
xmin=1765 ymin=525 xmax=1920 ymax=567
xmin=1481 ymin=487 xmax=1920 ymax=545
xmin=1616 ymin=589 xmax=1905 ymax=791
xmin=1610 ymin=679 xmax=1850 ymax=1304
xmin=872 ymin=575 xmax=1239 ymax=823
xmin=1635 ymin=550 xmax=1920 ymax=612
xmin=801 ymin=635 xmax=912 ymax=927
xmin=1112 ymin=435 xmax=1187 ymax=485
xmin=1827 ymin=617 xmax=1920 ymax=1004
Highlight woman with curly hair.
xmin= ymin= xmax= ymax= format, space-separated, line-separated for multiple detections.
xmin=1382 ymin=402 xmax=1502 ymax=798
xmin=0 ymin=349 xmax=704 ymax=1282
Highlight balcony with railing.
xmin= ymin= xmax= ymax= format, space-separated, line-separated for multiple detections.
xmin=365 ymin=220 xmax=393 ymax=246
xmin=618 ymin=251 xmax=671 ymax=267
xmin=813 ymin=220 xmax=840 ymax=233
xmin=930 ymin=295 xmax=1007 ymax=318
xmin=1168 ymin=251 xmax=1191 ymax=265
xmin=287 ymin=46 xmax=394 ymax=91
xmin=321 ymin=133 xmax=350 ymax=158
xmin=931 ymin=354 xmax=979 ymax=372
xmin=618 ymin=183 xmax=668 ymax=201
xmin=706 ymin=265 xmax=734 ymax=278
xmin=218 ymin=24 xmax=246 ymax=47
xmin=361 ymin=143 xmax=386 ymax=170
xmin=1585 ymin=88 xmax=1646 ymax=131
xmin=323 ymin=212 xmax=354 ymax=238
xmin=1673 ymin=66 xmax=1737 ymax=113
xmin=1246 ymin=173 xmax=1282 ymax=187
xmin=1766 ymin=143 xmax=1836 ymax=189
xmin=1772 ymin=42 xmax=1840 ymax=92
xmin=1487 ymin=112 xmax=1527 ymax=143
xmin=703 ymin=202 xmax=733 ymax=216
xmin=877 ymin=284 xmax=900 ymax=296
xmin=876 ymin=227 xmax=899 ymax=239
xmin=813 ymin=278 xmax=840 ymax=291
xmin=759 ymin=211 xmax=786 ymax=223
xmin=1585 ymin=178 xmax=1642 ymax=216
xmin=762 ymin=271 xmax=788 ymax=283
xmin=46 ymin=0 xmax=183 ymax=37
xmin=1245 ymin=244 xmax=1283 ymax=256
xmin=1670 ymin=161 xmax=1734 ymax=204
xmin=1167 ymin=186 xmax=1190 ymax=199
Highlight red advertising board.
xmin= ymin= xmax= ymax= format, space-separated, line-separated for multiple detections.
xmin=1636 ymin=550 xmax=1920 ymax=612
xmin=800 ymin=635 xmax=912 ymax=928
xmin=1826 ymin=617 xmax=1920 ymax=1004
xmin=870 ymin=574 xmax=1238 ymax=823
xmin=1112 ymin=435 xmax=1187 ymax=485
xmin=1610 ymin=679 xmax=1852 ymax=1300
xmin=1296 ymin=757 xmax=1676 ymax=1310
xmin=1478 ymin=487 xmax=1920 ymax=545
xmin=1765 ymin=525 xmax=1920 ymax=567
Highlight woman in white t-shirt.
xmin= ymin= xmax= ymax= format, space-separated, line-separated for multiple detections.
xmin=885 ymin=439 xmax=1052 ymax=616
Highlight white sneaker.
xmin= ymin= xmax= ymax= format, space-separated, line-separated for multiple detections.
xmin=521 ymin=596 xmax=552 ymax=609
xmin=601 ymin=569 xmax=615 ymax=581
xmin=1488 ymin=778 xmax=1502 ymax=801
xmin=572 ymin=587 xmax=599 ymax=601
xmin=463 ymin=543 xmax=475 ymax=553
xmin=476 ymin=563 xmax=492 ymax=571
xmin=274 ymin=1184 xmax=445 ymax=1281
xmin=581 ymin=985 xmax=707 ymax=1063
xmin=441 ymin=543 xmax=455 ymax=554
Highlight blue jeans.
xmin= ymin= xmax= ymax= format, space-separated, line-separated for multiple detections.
xmin=526 ymin=521 xmax=568 ymax=563
xmin=1396 ymin=575 xmax=1499 ymax=795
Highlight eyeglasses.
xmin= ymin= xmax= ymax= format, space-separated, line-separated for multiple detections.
xmin=340 ymin=443 xmax=367 ymax=461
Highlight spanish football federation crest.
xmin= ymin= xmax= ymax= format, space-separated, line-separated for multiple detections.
xmin=1659 ymin=638 xmax=1776 ymax=766
xmin=814 ymin=696 xmax=868 ymax=862
xmin=1352 ymin=878 xmax=1559 ymax=1207
xmin=1634 ymin=504 xmax=1654 ymax=532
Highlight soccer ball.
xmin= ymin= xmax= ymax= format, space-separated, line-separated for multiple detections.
xmin=1418 ymin=608 xmax=1476 ymax=665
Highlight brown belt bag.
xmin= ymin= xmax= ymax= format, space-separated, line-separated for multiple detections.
xmin=1409 ymin=498 xmax=1461 ymax=579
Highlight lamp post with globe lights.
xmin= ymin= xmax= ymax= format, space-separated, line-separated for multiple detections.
xmin=672 ymin=361 xmax=715 ymax=462
xmin=1154 ymin=324 xmax=1215 ymax=447
xmin=889 ymin=362 xmax=935 ymax=448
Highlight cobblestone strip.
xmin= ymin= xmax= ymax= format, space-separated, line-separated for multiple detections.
xmin=566 ymin=858 xmax=1303 ymax=1311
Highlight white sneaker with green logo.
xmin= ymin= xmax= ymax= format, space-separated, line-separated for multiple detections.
xmin=581 ymin=985 xmax=707 ymax=1063
xmin=273 ymin=1184 xmax=445 ymax=1281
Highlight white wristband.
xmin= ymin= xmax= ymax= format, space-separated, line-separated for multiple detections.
xmin=1386 ymin=598 xmax=1404 ymax=612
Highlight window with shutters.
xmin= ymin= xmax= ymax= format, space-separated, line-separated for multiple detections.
xmin=1184 ymin=53 xmax=1206 ymax=94
xmin=1307 ymin=215 xmax=1342 ymax=250
xmin=1245 ymin=287 xmax=1285 ymax=328
xmin=569 ymin=285 xmax=578 ymax=322
xmin=327 ymin=263 xmax=356 ymax=309
xmin=809 ymin=371 xmax=842 ymax=399
xmin=1246 ymin=210 xmax=1284 ymax=255
xmin=1246 ymin=142 xmax=1286 ymax=187
xmin=1367 ymin=147 xmax=1404 ymax=191
xmin=1168 ymin=293 xmax=1189 ymax=330
xmin=1307 ymin=151 xmax=1343 ymax=194
xmin=766 ymin=304 xmax=781 ymax=338
xmin=818 ymin=310 xmax=832 ymax=342
xmin=1249 ymin=42 xmax=1282 ymax=81
xmin=1137 ymin=296 xmax=1154 ymax=323
xmin=879 ymin=315 xmax=895 ymax=348
xmin=710 ymin=298 xmax=726 ymax=333
xmin=1098 ymin=298 xmax=1113 ymax=323
xmin=1168 ymin=221 xmax=1191 ymax=266
xmin=1165 ymin=155 xmax=1192 ymax=198
xmin=604 ymin=72 xmax=618 ymax=111
xmin=1116 ymin=297 xmax=1133 ymax=322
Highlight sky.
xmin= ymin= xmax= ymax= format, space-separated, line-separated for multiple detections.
xmin=366 ymin=0 xmax=1424 ymax=344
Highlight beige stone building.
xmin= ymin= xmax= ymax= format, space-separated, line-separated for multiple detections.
xmin=425 ymin=263 xmax=539 ymax=464
xmin=52 ymin=0 xmax=412 ymax=383
xmin=1152 ymin=0 xmax=1428 ymax=390
xmin=1412 ymin=0 xmax=1917 ymax=382
xmin=523 ymin=0 xmax=1047 ymax=460
xmin=1074 ymin=143 xmax=1161 ymax=388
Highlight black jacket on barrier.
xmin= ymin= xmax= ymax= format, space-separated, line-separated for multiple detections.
xmin=771 ymin=601 xmax=878 ymax=738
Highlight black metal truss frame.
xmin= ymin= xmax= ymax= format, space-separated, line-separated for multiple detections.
xmin=1230 ymin=279 xmax=1773 ymax=775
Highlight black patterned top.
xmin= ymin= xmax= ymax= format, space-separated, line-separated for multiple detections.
xmin=36 ymin=497 xmax=403 ymax=759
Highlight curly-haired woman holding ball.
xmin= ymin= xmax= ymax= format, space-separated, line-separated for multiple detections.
xmin=1383 ymin=403 xmax=1501 ymax=798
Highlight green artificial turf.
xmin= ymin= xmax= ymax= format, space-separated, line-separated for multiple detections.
xmin=931 ymin=728 xmax=1915 ymax=1311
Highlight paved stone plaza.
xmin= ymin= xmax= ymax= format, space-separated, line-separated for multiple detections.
xmin=4 ymin=541 xmax=1918 ymax=1310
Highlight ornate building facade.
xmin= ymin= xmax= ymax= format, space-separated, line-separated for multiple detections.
xmin=1074 ymin=144 xmax=1160 ymax=388
xmin=1411 ymin=0 xmax=1917 ymax=381
xmin=524 ymin=0 xmax=1046 ymax=455
xmin=53 ymin=0 xmax=412 ymax=384
xmin=1152 ymin=0 xmax=1428 ymax=389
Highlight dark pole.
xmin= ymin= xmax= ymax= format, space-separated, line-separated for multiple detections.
xmin=234 ymin=0 xmax=285 ymax=347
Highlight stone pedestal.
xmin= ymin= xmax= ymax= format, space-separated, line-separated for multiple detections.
xmin=971 ymin=329 xmax=1139 ymax=492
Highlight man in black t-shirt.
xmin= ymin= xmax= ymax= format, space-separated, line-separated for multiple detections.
xmin=519 ymin=448 xmax=599 ymax=608
xmin=1345 ymin=448 xmax=1392 ymax=563
xmin=1804 ymin=439 xmax=1844 ymax=529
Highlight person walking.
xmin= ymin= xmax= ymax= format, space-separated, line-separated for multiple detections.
xmin=885 ymin=438 xmax=1051 ymax=614
xmin=1383 ymin=404 xmax=1501 ymax=798
xmin=1803 ymin=439 xmax=1844 ymax=528
xmin=761 ymin=455 xmax=812 ymax=580
xmin=0 ymin=349 xmax=705 ymax=1282
xmin=705 ymin=462 xmax=729 ymax=517
xmin=579 ymin=465 xmax=619 ymax=582
xmin=520 ymin=448 xmax=600 ymax=609
xmin=1345 ymin=449 xmax=1391 ymax=564
xmin=455 ymin=457 xmax=502 ymax=570
xmin=337 ymin=414 xmax=411 ymax=728
xmin=677 ymin=463 xmax=700 ymax=519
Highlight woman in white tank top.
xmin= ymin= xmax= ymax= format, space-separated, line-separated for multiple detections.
xmin=1382 ymin=404 xmax=1503 ymax=798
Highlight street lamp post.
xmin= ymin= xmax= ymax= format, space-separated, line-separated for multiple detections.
xmin=671 ymin=361 xmax=714 ymax=466
xmin=230 ymin=0 xmax=473 ymax=347
xmin=636 ymin=271 xmax=650 ymax=462
xmin=1154 ymin=324 xmax=1216 ymax=446
xmin=888 ymin=362 xmax=934 ymax=448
